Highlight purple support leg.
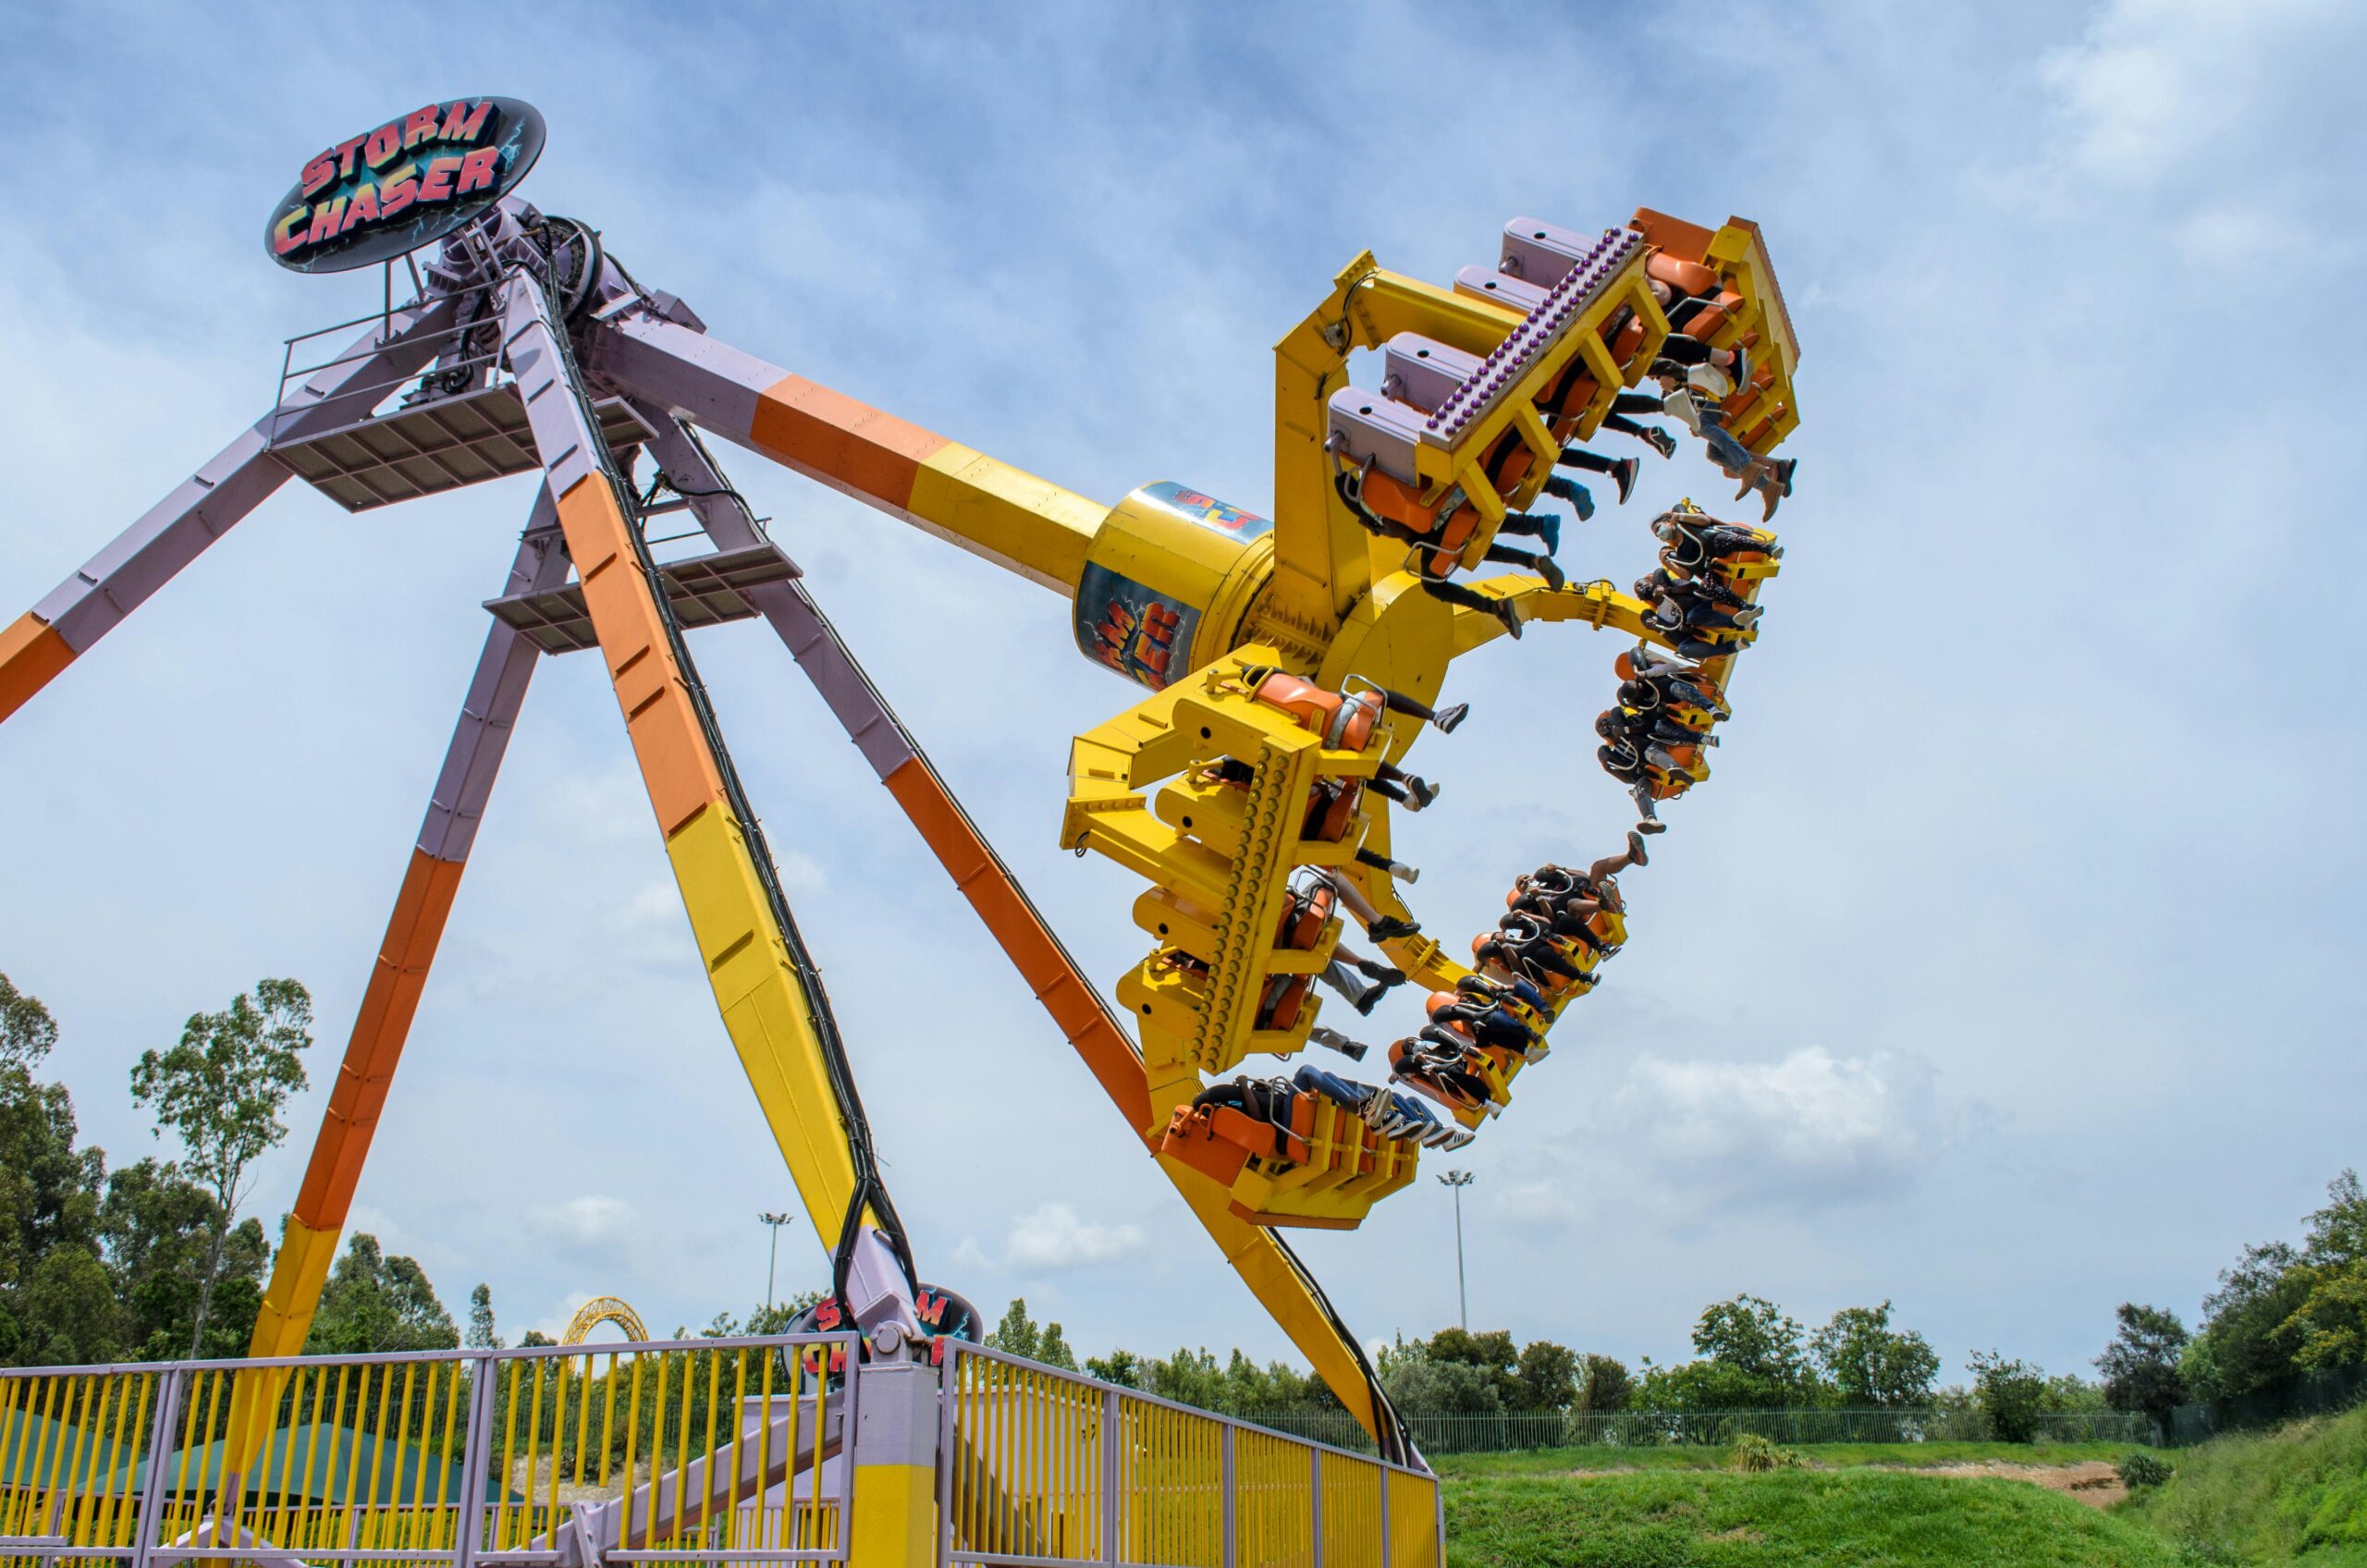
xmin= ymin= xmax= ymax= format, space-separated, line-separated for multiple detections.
xmin=3 ymin=300 xmax=460 ymax=720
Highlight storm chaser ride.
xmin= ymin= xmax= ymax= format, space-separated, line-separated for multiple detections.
xmin=0 ymin=96 xmax=1801 ymax=1464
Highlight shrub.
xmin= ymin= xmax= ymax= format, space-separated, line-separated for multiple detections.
xmin=1730 ymin=1432 xmax=1803 ymax=1472
xmin=1969 ymin=1350 xmax=2049 ymax=1443
xmin=2117 ymin=1450 xmax=2171 ymax=1489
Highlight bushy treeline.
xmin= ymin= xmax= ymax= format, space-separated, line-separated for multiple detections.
xmin=2088 ymin=1170 xmax=2367 ymax=1429
xmin=0 ymin=970 xmax=460 ymax=1366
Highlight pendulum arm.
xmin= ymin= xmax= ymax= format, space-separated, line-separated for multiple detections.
xmin=0 ymin=300 xmax=460 ymax=724
xmin=503 ymin=276 xmax=920 ymax=1331
xmin=245 ymin=500 xmax=568 ymax=1361
xmin=636 ymin=415 xmax=1415 ymax=1461
xmin=594 ymin=312 xmax=1109 ymax=594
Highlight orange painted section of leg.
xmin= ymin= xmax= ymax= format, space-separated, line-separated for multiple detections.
xmin=553 ymin=476 xmax=729 ymax=837
xmin=0 ymin=614 xmax=74 ymax=724
xmin=288 ymin=849 xmax=466 ymax=1225
xmin=750 ymin=374 xmax=951 ymax=509
xmin=883 ymin=756 xmax=1155 ymax=1135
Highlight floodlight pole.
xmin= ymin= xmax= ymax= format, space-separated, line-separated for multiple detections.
xmin=1438 ymin=1170 xmax=1475 ymax=1330
xmin=759 ymin=1211 xmax=794 ymax=1310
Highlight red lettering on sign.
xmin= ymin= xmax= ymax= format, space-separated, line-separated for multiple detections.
xmin=300 ymin=153 xmax=337 ymax=199
xmin=364 ymin=124 xmax=401 ymax=170
xmin=339 ymin=183 xmax=381 ymax=233
xmin=379 ymin=165 xmax=418 ymax=219
xmin=439 ymin=101 xmax=493 ymax=142
xmin=914 ymin=1292 xmax=948 ymax=1329
xmin=304 ymin=197 xmax=347 ymax=246
xmin=272 ymin=209 xmax=308 ymax=256
xmin=454 ymin=145 xmax=499 ymax=196
xmin=334 ymin=135 xmax=367 ymax=178
xmin=416 ymin=154 xmax=461 ymax=205
xmin=812 ymin=1298 xmax=843 ymax=1330
xmin=402 ymin=104 xmax=443 ymax=150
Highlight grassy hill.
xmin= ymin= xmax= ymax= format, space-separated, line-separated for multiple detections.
xmin=2120 ymin=1401 xmax=2367 ymax=1564
xmin=1444 ymin=1467 xmax=2180 ymax=1567
xmin=1436 ymin=1444 xmax=2179 ymax=1568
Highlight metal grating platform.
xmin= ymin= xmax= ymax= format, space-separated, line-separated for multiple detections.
xmin=270 ymin=383 xmax=654 ymax=512
xmin=485 ymin=542 xmax=803 ymax=655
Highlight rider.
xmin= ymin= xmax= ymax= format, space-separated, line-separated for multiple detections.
xmin=1319 ymin=942 xmax=1408 ymax=1017
xmin=1649 ymin=358 xmax=1796 ymax=521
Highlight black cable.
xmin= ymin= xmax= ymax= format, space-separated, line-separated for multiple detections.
xmin=522 ymin=266 xmax=919 ymax=1324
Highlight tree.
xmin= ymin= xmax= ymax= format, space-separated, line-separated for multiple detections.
xmin=0 ymin=974 xmax=108 ymax=1367
xmin=2281 ymin=1170 xmax=2367 ymax=1373
xmin=2187 ymin=1241 xmax=2312 ymax=1402
xmin=1968 ymin=1351 xmax=2048 ymax=1443
xmin=467 ymin=1283 xmax=503 ymax=1349
xmin=1085 ymin=1349 xmax=1141 ymax=1389
xmin=1695 ymin=1295 xmax=1813 ymax=1389
xmin=2096 ymin=1303 xmax=2188 ymax=1428
xmin=129 ymin=978 xmax=313 ymax=1354
xmin=303 ymin=1233 xmax=457 ymax=1355
xmin=1576 ymin=1354 xmax=1633 ymax=1413
xmin=1513 ymin=1341 xmax=1579 ymax=1411
xmin=1637 ymin=1295 xmax=1824 ymax=1412
xmin=985 ymin=1297 xmax=1076 ymax=1369
xmin=0 ymin=973 xmax=59 ymax=1069
xmin=1377 ymin=1338 xmax=1502 ymax=1416
xmin=1424 ymin=1328 xmax=1521 ymax=1406
xmin=1811 ymin=1302 xmax=1941 ymax=1407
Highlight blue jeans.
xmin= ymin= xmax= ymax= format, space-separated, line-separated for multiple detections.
xmin=1699 ymin=422 xmax=1755 ymax=479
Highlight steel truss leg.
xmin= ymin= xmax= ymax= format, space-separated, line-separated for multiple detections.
xmin=0 ymin=300 xmax=460 ymax=724
xmin=633 ymin=413 xmax=1411 ymax=1460
xmin=501 ymin=274 xmax=916 ymax=1333
xmin=244 ymin=498 xmax=569 ymax=1362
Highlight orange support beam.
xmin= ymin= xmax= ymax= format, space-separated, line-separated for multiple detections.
xmin=0 ymin=614 xmax=75 ymax=724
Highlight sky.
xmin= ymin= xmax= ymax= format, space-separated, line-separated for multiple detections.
xmin=2 ymin=0 xmax=2362 ymax=1385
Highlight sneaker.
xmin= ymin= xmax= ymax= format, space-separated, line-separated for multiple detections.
xmin=1642 ymin=426 xmax=1677 ymax=459
xmin=1353 ymin=958 xmax=1408 ymax=985
xmin=1351 ymin=988 xmax=1387 ymax=1018
xmin=1431 ymin=702 xmax=1469 ymax=734
xmin=1536 ymin=553 xmax=1566 ymax=592
xmin=1494 ymin=596 xmax=1525 ymax=641
xmin=1626 ymin=828 xmax=1649 ymax=867
xmin=1776 ymin=457 xmax=1797 ymax=496
xmin=1404 ymin=777 xmax=1441 ymax=811
xmin=1636 ymin=817 xmax=1668 ymax=835
xmin=1613 ymin=457 xmax=1638 ymax=506
xmin=1759 ymin=484 xmax=1781 ymax=523
xmin=1366 ymin=915 xmax=1421 ymax=942
xmin=1539 ymin=512 xmax=1563 ymax=555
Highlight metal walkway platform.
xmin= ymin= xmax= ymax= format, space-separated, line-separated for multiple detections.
xmin=271 ymin=382 xmax=654 ymax=511
xmin=484 ymin=541 xmax=803 ymax=654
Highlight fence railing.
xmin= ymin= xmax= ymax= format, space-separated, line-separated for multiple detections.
xmin=2165 ymin=1364 xmax=2367 ymax=1448
xmin=0 ymin=1339 xmax=1443 ymax=1568
xmin=938 ymin=1341 xmax=1441 ymax=1568
xmin=0 ymin=1334 xmax=859 ymax=1568
xmin=1232 ymin=1405 xmax=2156 ymax=1453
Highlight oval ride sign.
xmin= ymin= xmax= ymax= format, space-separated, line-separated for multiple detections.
xmin=265 ymin=97 xmax=546 ymax=274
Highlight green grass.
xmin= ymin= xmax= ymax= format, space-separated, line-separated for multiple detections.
xmin=2119 ymin=1401 xmax=2367 ymax=1564
xmin=1445 ymin=1469 xmax=2183 ymax=1567
xmin=1432 ymin=1439 xmax=2146 ymax=1478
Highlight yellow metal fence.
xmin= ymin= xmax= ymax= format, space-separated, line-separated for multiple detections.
xmin=938 ymin=1344 xmax=1440 ymax=1568
xmin=0 ymin=1335 xmax=859 ymax=1568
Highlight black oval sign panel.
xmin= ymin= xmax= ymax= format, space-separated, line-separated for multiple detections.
xmin=265 ymin=97 xmax=546 ymax=274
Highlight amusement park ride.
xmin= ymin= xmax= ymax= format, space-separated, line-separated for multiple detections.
xmin=0 ymin=99 xmax=1799 ymax=1468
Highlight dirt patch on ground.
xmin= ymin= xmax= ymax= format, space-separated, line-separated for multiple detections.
xmin=1896 ymin=1460 xmax=2127 ymax=1510
xmin=1554 ymin=1460 xmax=2130 ymax=1509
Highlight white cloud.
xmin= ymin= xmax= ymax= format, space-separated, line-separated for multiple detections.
xmin=530 ymin=1195 xmax=636 ymax=1250
xmin=1613 ymin=1047 xmax=1941 ymax=1213
xmin=964 ymin=1203 xmax=1147 ymax=1275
